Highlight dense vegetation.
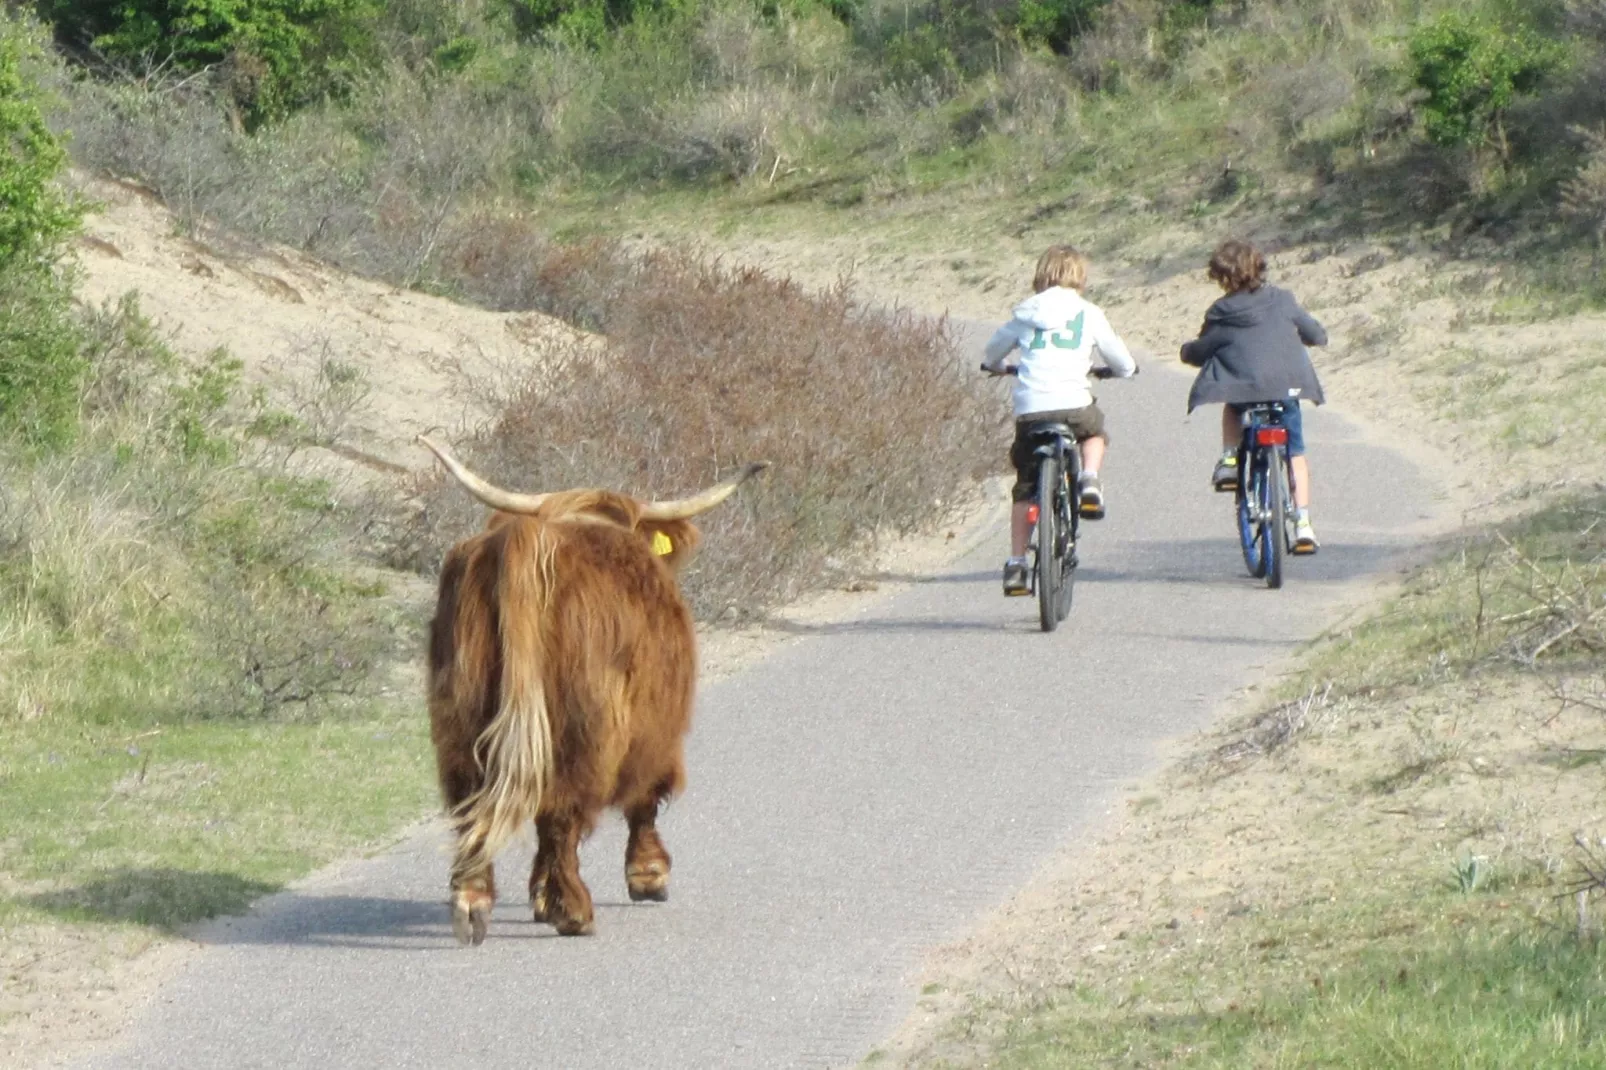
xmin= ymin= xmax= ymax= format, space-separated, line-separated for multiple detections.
xmin=18 ymin=0 xmax=1606 ymax=295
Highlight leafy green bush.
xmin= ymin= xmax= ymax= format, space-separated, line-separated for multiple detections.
xmin=1407 ymin=12 xmax=1565 ymax=164
xmin=0 ymin=16 xmax=83 ymax=448
xmin=1016 ymin=0 xmax=1111 ymax=54
xmin=0 ymin=19 xmax=76 ymax=273
xmin=35 ymin=0 xmax=384 ymax=124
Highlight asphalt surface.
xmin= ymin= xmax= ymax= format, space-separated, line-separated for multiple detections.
xmin=76 ymin=354 xmax=1439 ymax=1070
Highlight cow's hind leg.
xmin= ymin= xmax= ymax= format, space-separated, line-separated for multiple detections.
xmin=539 ymin=811 xmax=596 ymax=936
xmin=442 ymin=766 xmax=497 ymax=946
xmin=450 ymin=867 xmax=496 ymax=946
xmin=624 ymin=776 xmax=677 ymax=903
xmin=528 ymin=822 xmax=556 ymax=924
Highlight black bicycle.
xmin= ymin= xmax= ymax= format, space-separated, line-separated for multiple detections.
xmin=983 ymin=363 xmax=1130 ymax=632
xmin=1234 ymin=403 xmax=1298 ymax=589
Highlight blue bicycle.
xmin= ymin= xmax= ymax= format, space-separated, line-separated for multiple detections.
xmin=1234 ymin=403 xmax=1298 ymax=589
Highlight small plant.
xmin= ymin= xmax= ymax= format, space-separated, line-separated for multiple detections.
xmin=1406 ymin=12 xmax=1564 ymax=167
xmin=1016 ymin=0 xmax=1111 ymax=54
xmin=1452 ymin=851 xmax=1490 ymax=894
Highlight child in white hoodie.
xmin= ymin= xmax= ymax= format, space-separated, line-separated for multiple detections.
xmin=981 ymin=245 xmax=1137 ymax=595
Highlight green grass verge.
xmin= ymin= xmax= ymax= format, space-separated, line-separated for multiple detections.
xmin=996 ymin=914 xmax=1606 ymax=1069
xmin=0 ymin=704 xmax=433 ymax=931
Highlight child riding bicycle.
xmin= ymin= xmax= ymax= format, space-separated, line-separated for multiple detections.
xmin=1180 ymin=239 xmax=1327 ymax=554
xmin=982 ymin=245 xmax=1137 ymax=596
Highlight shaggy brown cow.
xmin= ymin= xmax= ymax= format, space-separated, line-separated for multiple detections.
xmin=420 ymin=435 xmax=765 ymax=944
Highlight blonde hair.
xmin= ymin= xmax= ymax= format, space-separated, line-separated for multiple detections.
xmin=1207 ymin=240 xmax=1267 ymax=293
xmin=1033 ymin=245 xmax=1089 ymax=294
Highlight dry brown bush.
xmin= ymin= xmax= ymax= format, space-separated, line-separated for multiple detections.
xmin=383 ymin=240 xmax=995 ymax=620
xmin=1563 ymin=125 xmax=1606 ymax=253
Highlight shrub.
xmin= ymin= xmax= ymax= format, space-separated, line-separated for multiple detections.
xmin=1407 ymin=12 xmax=1565 ymax=165
xmin=1017 ymin=0 xmax=1111 ymax=54
xmin=0 ymin=17 xmax=77 ymax=274
xmin=0 ymin=15 xmax=84 ymax=448
xmin=1562 ymin=124 xmax=1606 ymax=252
xmin=385 ymin=239 xmax=995 ymax=619
xmin=35 ymin=0 xmax=386 ymax=124
xmin=1 ymin=296 xmax=402 ymax=725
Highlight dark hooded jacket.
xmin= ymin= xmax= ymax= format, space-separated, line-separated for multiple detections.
xmin=1180 ymin=284 xmax=1327 ymax=412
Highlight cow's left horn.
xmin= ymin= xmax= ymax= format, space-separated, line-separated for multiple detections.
xmin=418 ymin=435 xmax=553 ymax=514
xmin=639 ymin=461 xmax=770 ymax=521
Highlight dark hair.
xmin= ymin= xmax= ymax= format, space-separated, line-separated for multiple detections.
xmin=1207 ymin=240 xmax=1266 ymax=293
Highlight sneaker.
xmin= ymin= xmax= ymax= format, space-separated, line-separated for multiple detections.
xmin=1002 ymin=560 xmax=1030 ymax=596
xmin=1293 ymin=515 xmax=1319 ymax=555
xmin=1079 ymin=473 xmax=1105 ymax=520
xmin=1212 ymin=452 xmax=1239 ymax=492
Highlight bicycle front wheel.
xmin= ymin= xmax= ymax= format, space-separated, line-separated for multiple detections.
xmin=1036 ymin=454 xmax=1062 ymax=633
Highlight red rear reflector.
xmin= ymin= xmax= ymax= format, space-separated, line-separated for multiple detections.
xmin=1026 ymin=504 xmax=1040 ymax=524
xmin=1255 ymin=427 xmax=1288 ymax=446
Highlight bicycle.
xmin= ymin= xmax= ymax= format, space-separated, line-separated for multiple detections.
xmin=982 ymin=363 xmax=1131 ymax=632
xmin=1232 ymin=402 xmax=1298 ymax=589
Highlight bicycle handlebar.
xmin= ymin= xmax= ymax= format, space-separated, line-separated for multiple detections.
xmin=979 ymin=363 xmax=1139 ymax=379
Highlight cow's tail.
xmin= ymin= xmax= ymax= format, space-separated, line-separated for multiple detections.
xmin=451 ymin=523 xmax=557 ymax=884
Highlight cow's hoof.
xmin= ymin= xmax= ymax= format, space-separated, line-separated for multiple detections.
xmin=451 ymin=897 xmax=492 ymax=946
xmin=554 ymin=915 xmax=594 ymax=936
xmin=627 ymin=880 xmax=669 ymax=903
xmin=627 ymin=860 xmax=669 ymax=902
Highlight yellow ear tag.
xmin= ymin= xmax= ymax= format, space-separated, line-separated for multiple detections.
xmin=651 ymin=531 xmax=674 ymax=556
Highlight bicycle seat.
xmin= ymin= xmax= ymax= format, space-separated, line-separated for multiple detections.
xmin=1022 ymin=420 xmax=1074 ymax=439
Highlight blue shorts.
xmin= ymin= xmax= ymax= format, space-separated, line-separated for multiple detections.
xmin=1230 ymin=401 xmax=1306 ymax=456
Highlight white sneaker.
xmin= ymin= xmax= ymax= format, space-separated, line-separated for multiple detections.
xmin=1293 ymin=515 xmax=1319 ymax=554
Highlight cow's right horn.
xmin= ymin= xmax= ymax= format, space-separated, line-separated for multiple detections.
xmin=418 ymin=435 xmax=552 ymax=514
xmin=639 ymin=461 xmax=770 ymax=521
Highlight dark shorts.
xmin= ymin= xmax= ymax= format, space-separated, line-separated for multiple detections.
xmin=1228 ymin=401 xmax=1305 ymax=456
xmin=1009 ymin=405 xmax=1106 ymax=502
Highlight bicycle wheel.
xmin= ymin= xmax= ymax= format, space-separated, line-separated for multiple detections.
xmin=1262 ymin=450 xmax=1286 ymax=589
xmin=1236 ymin=450 xmax=1266 ymax=579
xmin=1036 ymin=453 xmax=1062 ymax=633
xmin=1054 ymin=469 xmax=1077 ymax=622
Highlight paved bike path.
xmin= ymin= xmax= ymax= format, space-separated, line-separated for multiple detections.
xmin=76 ymin=358 xmax=1439 ymax=1070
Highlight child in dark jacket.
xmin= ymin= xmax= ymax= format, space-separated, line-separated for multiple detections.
xmin=1181 ymin=240 xmax=1327 ymax=553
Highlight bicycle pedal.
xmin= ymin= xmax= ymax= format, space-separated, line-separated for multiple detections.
xmin=1080 ymin=505 xmax=1105 ymax=520
xmin=1003 ymin=587 xmax=1032 ymax=597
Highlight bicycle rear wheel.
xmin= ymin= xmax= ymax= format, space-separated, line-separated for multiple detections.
xmin=1237 ymin=450 xmax=1266 ymax=579
xmin=1262 ymin=451 xmax=1286 ymax=589
xmin=1055 ymin=459 xmax=1077 ymax=623
xmin=1036 ymin=454 xmax=1063 ymax=633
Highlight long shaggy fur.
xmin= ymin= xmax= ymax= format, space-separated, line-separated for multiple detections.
xmin=447 ymin=521 xmax=556 ymax=886
xmin=427 ymin=489 xmax=703 ymax=938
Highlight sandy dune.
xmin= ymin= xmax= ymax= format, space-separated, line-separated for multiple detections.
xmin=71 ymin=177 xmax=584 ymax=474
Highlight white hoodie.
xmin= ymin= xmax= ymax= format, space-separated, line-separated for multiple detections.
xmin=982 ymin=287 xmax=1136 ymax=417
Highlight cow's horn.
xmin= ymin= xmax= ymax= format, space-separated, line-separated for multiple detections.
xmin=639 ymin=461 xmax=770 ymax=521
xmin=417 ymin=435 xmax=552 ymax=514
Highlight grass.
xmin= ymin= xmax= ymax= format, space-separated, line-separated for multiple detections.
xmin=996 ymin=925 xmax=1606 ymax=1069
xmin=0 ymin=706 xmax=433 ymax=931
